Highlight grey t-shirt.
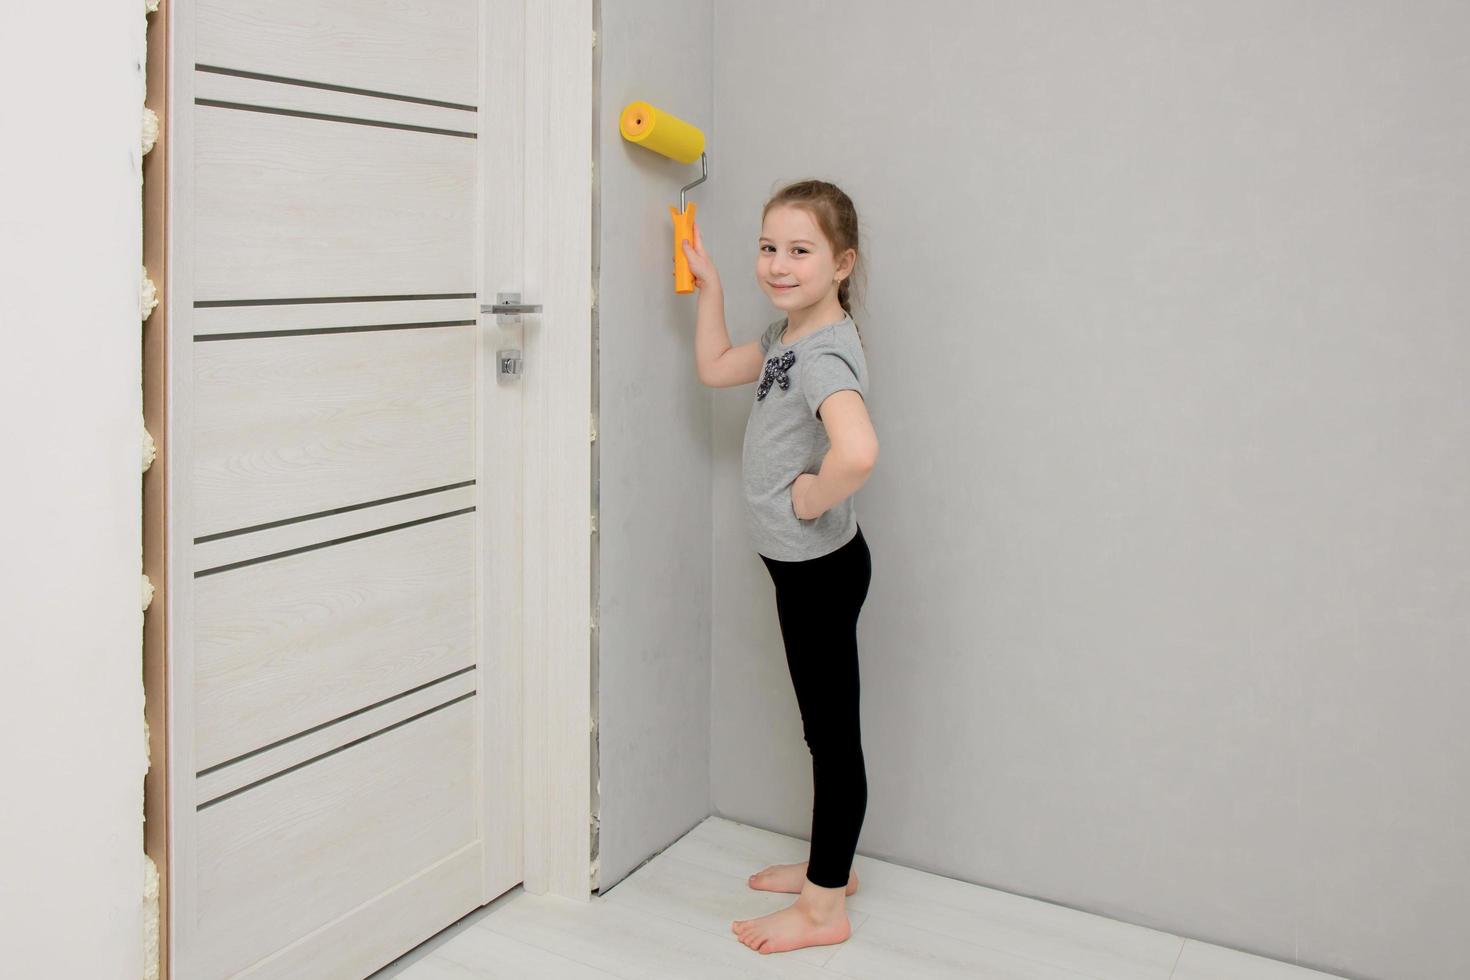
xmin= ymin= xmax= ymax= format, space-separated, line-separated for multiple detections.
xmin=741 ymin=312 xmax=870 ymax=561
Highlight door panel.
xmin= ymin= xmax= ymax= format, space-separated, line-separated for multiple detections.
xmin=191 ymin=323 xmax=475 ymax=537
xmin=193 ymin=103 xmax=476 ymax=300
xmin=194 ymin=700 xmax=477 ymax=977
xmin=194 ymin=671 xmax=478 ymax=808
xmin=193 ymin=510 xmax=475 ymax=771
xmin=173 ymin=1 xmax=515 ymax=975
xmin=234 ymin=846 xmax=484 ymax=980
xmin=196 ymin=0 xmax=478 ymax=108
xmin=193 ymin=69 xmax=478 ymax=135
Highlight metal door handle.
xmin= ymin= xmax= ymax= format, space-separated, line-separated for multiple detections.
xmin=482 ymin=292 xmax=541 ymax=324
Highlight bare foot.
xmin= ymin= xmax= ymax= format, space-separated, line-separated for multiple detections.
xmin=748 ymin=861 xmax=858 ymax=895
xmin=732 ymin=893 xmax=851 ymax=954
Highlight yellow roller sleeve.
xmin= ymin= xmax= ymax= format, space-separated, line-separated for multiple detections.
xmin=619 ymin=100 xmax=705 ymax=164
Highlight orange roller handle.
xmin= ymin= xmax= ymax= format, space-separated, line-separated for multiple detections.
xmin=670 ymin=201 xmax=697 ymax=294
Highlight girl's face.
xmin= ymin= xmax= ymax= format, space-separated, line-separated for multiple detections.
xmin=757 ymin=204 xmax=855 ymax=314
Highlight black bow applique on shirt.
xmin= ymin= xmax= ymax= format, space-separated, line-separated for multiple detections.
xmin=756 ymin=350 xmax=796 ymax=401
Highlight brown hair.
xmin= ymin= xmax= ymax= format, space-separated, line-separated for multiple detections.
xmin=762 ymin=179 xmax=866 ymax=348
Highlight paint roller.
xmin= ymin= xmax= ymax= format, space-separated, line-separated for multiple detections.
xmin=618 ymin=100 xmax=708 ymax=294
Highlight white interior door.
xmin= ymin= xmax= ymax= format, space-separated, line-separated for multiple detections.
xmin=168 ymin=1 xmax=525 ymax=976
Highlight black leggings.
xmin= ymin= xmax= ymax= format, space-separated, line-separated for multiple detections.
xmin=759 ymin=524 xmax=871 ymax=889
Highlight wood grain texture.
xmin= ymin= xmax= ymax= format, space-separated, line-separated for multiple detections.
xmin=194 ymin=699 xmax=478 ymax=977
xmin=193 ymin=512 xmax=475 ymax=770
xmin=197 ymin=0 xmax=478 ymax=107
xmin=195 ymin=670 xmax=477 ymax=805
xmin=193 ymin=105 xmax=476 ymax=301
xmin=191 ymin=325 xmax=475 ymax=538
xmin=519 ymin=0 xmax=594 ymax=903
xmin=194 ymin=68 xmax=477 ymax=136
xmin=242 ymin=843 xmax=483 ymax=980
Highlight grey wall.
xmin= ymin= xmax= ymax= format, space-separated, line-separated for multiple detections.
xmin=594 ymin=0 xmax=715 ymax=889
xmin=705 ymin=4 xmax=1469 ymax=980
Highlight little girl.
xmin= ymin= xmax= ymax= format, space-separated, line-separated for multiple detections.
xmin=682 ymin=179 xmax=878 ymax=955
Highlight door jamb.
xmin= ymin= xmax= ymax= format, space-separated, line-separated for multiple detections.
xmin=515 ymin=0 xmax=594 ymax=901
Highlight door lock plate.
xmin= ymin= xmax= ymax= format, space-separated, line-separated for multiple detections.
xmin=497 ymin=349 xmax=523 ymax=382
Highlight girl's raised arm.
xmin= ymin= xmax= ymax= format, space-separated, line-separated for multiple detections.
xmin=684 ymin=222 xmax=762 ymax=387
xmin=701 ymin=338 xmax=765 ymax=388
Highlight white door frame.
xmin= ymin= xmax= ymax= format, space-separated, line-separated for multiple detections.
xmin=477 ymin=0 xmax=593 ymax=905
xmin=164 ymin=2 xmax=594 ymax=969
xmin=506 ymin=0 xmax=594 ymax=900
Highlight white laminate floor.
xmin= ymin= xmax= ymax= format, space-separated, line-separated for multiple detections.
xmin=368 ymin=816 xmax=1348 ymax=980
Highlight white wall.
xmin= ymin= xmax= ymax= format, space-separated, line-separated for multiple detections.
xmin=593 ymin=0 xmax=716 ymax=889
xmin=0 ymin=5 xmax=149 ymax=978
xmin=706 ymin=4 xmax=1470 ymax=980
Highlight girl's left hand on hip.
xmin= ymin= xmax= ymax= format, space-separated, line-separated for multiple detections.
xmin=791 ymin=473 xmax=822 ymax=521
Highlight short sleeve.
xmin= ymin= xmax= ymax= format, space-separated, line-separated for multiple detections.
xmin=801 ymin=348 xmax=864 ymax=420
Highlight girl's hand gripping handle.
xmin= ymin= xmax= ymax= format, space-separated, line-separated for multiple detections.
xmin=677 ymin=214 xmax=718 ymax=293
xmin=671 ymin=202 xmax=699 ymax=293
